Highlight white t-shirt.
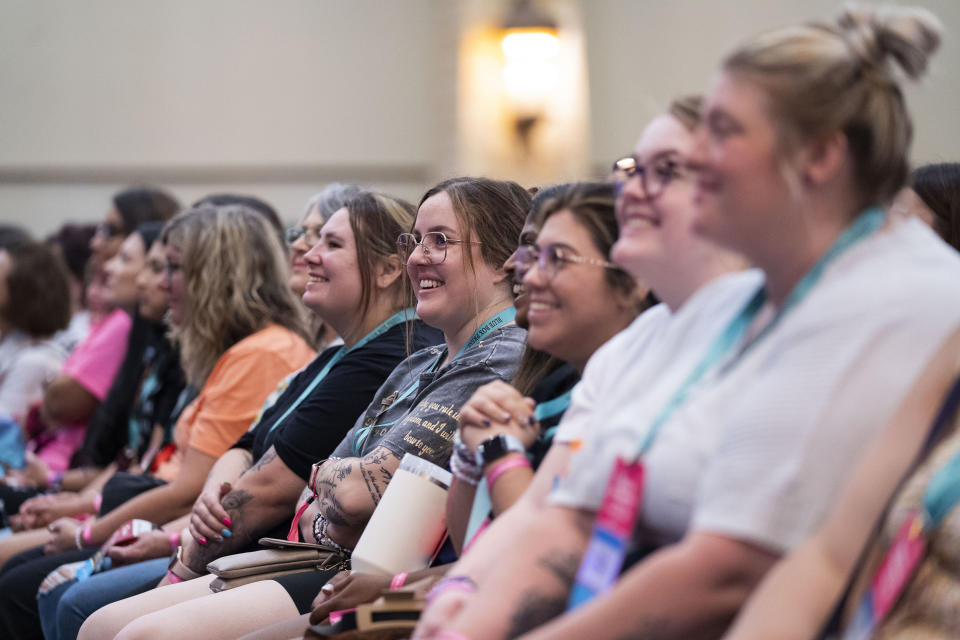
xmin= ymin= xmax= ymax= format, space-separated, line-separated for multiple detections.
xmin=557 ymin=217 xmax=960 ymax=553
xmin=0 ymin=330 xmax=67 ymax=424
xmin=550 ymin=269 xmax=764 ymax=545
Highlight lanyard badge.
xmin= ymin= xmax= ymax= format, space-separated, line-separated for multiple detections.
xmin=567 ymin=457 xmax=645 ymax=610
xmin=843 ymin=511 xmax=927 ymax=640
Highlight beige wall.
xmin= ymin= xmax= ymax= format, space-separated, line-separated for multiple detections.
xmin=1 ymin=0 xmax=957 ymax=235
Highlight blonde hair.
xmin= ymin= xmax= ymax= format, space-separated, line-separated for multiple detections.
xmin=724 ymin=4 xmax=941 ymax=208
xmin=164 ymin=205 xmax=310 ymax=386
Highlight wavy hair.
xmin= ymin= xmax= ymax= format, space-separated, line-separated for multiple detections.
xmin=163 ymin=205 xmax=310 ymax=386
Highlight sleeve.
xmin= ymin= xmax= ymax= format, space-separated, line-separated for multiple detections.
xmin=273 ymin=345 xmax=407 ymax=481
xmin=0 ymin=349 xmax=62 ymax=424
xmin=552 ymin=348 xmax=606 ymax=446
xmin=61 ymin=310 xmax=133 ymax=401
xmin=691 ymin=303 xmax=958 ymax=553
xmin=232 ymin=429 xmax=256 ymax=453
xmin=186 ymin=349 xmax=303 ymax=460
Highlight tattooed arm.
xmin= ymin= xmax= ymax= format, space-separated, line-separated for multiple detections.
xmin=420 ymin=503 xmax=593 ymax=640
xmin=296 ymin=446 xmax=403 ymax=550
xmin=516 ymin=533 xmax=778 ymax=640
xmin=184 ymin=444 xmax=308 ymax=571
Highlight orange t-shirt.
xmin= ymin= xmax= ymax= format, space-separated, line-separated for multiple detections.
xmin=155 ymin=324 xmax=314 ymax=482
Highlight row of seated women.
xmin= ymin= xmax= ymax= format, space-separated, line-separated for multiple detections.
xmin=1 ymin=4 xmax=960 ymax=639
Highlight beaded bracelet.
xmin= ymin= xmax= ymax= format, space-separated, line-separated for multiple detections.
xmin=390 ymin=572 xmax=408 ymax=590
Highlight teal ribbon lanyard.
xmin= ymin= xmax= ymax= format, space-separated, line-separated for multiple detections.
xmin=923 ymin=447 xmax=960 ymax=530
xmin=635 ymin=206 xmax=885 ymax=459
xmin=352 ymin=307 xmax=517 ymax=456
xmin=265 ymin=308 xmax=415 ymax=435
xmin=465 ymin=386 xmax=574 ymax=545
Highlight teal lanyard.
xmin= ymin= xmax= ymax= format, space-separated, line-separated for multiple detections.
xmin=265 ymin=308 xmax=415 ymax=435
xmin=352 ymin=307 xmax=517 ymax=454
xmin=635 ymin=207 xmax=886 ymax=457
xmin=923 ymin=447 xmax=960 ymax=529
xmin=538 ymin=388 xmax=574 ymax=441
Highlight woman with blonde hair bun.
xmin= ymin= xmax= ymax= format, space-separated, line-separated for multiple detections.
xmin=418 ymin=6 xmax=960 ymax=640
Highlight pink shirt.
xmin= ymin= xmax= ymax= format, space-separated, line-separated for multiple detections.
xmin=35 ymin=308 xmax=132 ymax=472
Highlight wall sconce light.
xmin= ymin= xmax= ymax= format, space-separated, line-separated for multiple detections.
xmin=501 ymin=0 xmax=559 ymax=152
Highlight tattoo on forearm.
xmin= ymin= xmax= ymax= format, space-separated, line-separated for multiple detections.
xmin=320 ymin=492 xmax=350 ymax=527
xmin=336 ymin=462 xmax=352 ymax=481
xmin=507 ymin=590 xmax=567 ymax=639
xmin=221 ymin=489 xmax=253 ymax=512
xmin=538 ymin=552 xmax=579 ymax=589
xmin=244 ymin=449 xmax=277 ymax=475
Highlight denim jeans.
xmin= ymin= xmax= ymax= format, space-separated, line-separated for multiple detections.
xmin=37 ymin=557 xmax=168 ymax=640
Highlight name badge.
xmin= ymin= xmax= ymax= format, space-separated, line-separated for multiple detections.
xmin=567 ymin=457 xmax=644 ymax=610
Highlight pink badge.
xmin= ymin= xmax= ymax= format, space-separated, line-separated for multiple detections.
xmin=870 ymin=511 xmax=926 ymax=621
xmin=595 ymin=457 xmax=645 ymax=537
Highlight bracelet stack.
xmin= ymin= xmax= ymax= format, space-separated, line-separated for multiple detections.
xmin=450 ymin=439 xmax=482 ymax=485
xmin=311 ymin=512 xmax=351 ymax=555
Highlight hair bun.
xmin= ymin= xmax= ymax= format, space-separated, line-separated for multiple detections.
xmin=837 ymin=4 xmax=941 ymax=80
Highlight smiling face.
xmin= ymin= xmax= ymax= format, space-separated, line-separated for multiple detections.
xmin=289 ymin=206 xmax=325 ymax=297
xmin=524 ymin=209 xmax=631 ymax=370
xmin=407 ymin=191 xmax=507 ymax=337
xmin=103 ymin=232 xmax=146 ymax=310
xmin=691 ymin=71 xmax=797 ymax=257
xmin=301 ymin=208 xmax=364 ymax=327
xmin=136 ymin=240 xmax=168 ymax=322
xmin=503 ymin=216 xmax=538 ymax=330
xmin=611 ymin=114 xmax=700 ymax=289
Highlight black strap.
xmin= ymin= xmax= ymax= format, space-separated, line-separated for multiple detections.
xmin=818 ymin=372 xmax=960 ymax=637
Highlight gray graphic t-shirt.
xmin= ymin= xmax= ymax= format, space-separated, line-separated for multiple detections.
xmin=332 ymin=323 xmax=526 ymax=468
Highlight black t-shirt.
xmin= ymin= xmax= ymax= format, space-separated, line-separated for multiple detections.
xmin=528 ymin=362 xmax=581 ymax=469
xmin=232 ymin=320 xmax=442 ymax=480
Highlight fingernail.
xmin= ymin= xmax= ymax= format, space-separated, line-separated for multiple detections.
xmin=222 ymin=518 xmax=232 ymax=527
xmin=215 ymin=536 xmax=223 ymax=542
xmin=221 ymin=529 xmax=232 ymax=538
xmin=528 ymin=416 xmax=536 ymax=426
xmin=482 ymin=419 xmax=491 ymax=427
xmin=222 ymin=481 xmax=231 ymax=487
xmin=199 ymin=537 xmax=207 ymax=545
xmin=502 ymin=413 xmax=511 ymax=422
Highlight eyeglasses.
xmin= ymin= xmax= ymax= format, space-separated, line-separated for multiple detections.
xmin=285 ymin=225 xmax=324 ymax=248
xmin=514 ymin=243 xmax=618 ymax=281
xmin=397 ymin=232 xmax=481 ymax=264
xmin=611 ymin=153 xmax=687 ymax=200
xmin=95 ymin=222 xmax=125 ymax=239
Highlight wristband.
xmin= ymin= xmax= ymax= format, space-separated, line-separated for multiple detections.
xmin=92 ymin=492 xmax=103 ymax=514
xmin=47 ymin=470 xmax=64 ymax=491
xmin=166 ymin=570 xmax=184 ymax=584
xmin=390 ymin=572 xmax=408 ymax=591
xmin=169 ymin=532 xmax=181 ymax=552
xmin=74 ymin=527 xmax=83 ymax=550
xmin=81 ymin=524 xmax=94 ymax=545
xmin=485 ymin=455 xmax=531 ymax=488
xmin=426 ymin=576 xmax=477 ymax=605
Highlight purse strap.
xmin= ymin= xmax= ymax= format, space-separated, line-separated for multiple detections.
xmin=818 ymin=372 xmax=960 ymax=638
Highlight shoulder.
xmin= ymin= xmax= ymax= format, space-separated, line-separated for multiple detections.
xmin=459 ymin=324 xmax=527 ymax=369
xmin=224 ymin=324 xmax=315 ymax=366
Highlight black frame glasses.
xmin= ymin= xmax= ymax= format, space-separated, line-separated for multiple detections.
xmin=397 ymin=232 xmax=481 ymax=264
xmin=285 ymin=225 xmax=324 ymax=248
xmin=611 ymin=153 xmax=686 ymax=200
xmin=514 ymin=243 xmax=618 ymax=280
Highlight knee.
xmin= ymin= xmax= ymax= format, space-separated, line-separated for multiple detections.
xmin=114 ymin=615 xmax=161 ymax=640
xmin=78 ymin=600 xmax=135 ymax=640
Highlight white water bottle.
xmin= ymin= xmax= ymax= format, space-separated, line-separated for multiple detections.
xmin=350 ymin=453 xmax=452 ymax=576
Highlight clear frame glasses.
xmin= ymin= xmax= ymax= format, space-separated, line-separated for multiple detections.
xmin=397 ymin=231 xmax=481 ymax=264
xmin=514 ymin=243 xmax=618 ymax=280
xmin=95 ymin=222 xmax=124 ymax=239
xmin=286 ymin=225 xmax=324 ymax=248
xmin=611 ymin=153 xmax=687 ymax=200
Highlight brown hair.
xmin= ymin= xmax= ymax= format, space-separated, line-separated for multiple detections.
xmin=530 ymin=182 xmax=639 ymax=302
xmin=723 ymin=5 xmax=941 ymax=208
xmin=3 ymin=242 xmax=72 ymax=338
xmin=668 ymin=95 xmax=703 ymax=131
xmin=417 ymin=177 xmax=531 ymax=277
xmin=345 ymin=192 xmax=417 ymax=317
xmin=913 ymin=163 xmax=960 ymax=251
xmin=162 ymin=205 xmax=310 ymax=386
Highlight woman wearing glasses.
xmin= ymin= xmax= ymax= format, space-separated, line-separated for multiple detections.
xmin=79 ymin=177 xmax=529 ymax=640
